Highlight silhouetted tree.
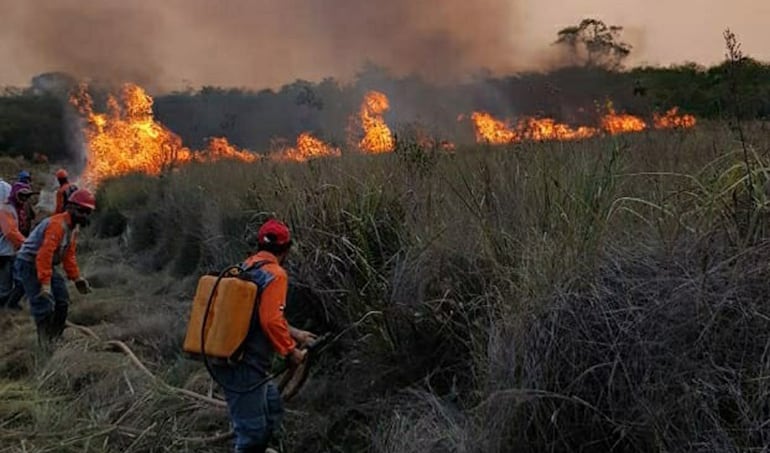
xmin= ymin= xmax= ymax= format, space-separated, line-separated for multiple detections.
xmin=555 ymin=18 xmax=632 ymax=70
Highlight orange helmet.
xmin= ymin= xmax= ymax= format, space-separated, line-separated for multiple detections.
xmin=55 ymin=169 xmax=68 ymax=179
xmin=67 ymin=189 xmax=96 ymax=210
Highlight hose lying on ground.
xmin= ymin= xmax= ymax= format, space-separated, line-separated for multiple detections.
xmin=66 ymin=321 xmax=229 ymax=408
xmin=55 ymin=310 xmax=381 ymax=445
xmin=64 ymin=321 xmax=234 ymax=443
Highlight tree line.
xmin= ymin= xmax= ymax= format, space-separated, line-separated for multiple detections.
xmin=1 ymin=19 xmax=768 ymax=161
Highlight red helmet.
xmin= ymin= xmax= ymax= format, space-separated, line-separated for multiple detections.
xmin=257 ymin=218 xmax=291 ymax=246
xmin=55 ymin=169 xmax=68 ymax=179
xmin=67 ymin=189 xmax=96 ymax=210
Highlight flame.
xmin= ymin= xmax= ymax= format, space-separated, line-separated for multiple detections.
xmin=470 ymin=104 xmax=694 ymax=145
xmin=72 ymin=82 xmax=699 ymax=185
xmin=600 ymin=102 xmax=646 ymax=135
xmin=71 ymin=83 xmax=190 ymax=186
xmin=358 ymin=91 xmax=394 ymax=153
xmin=600 ymin=111 xmax=647 ymax=135
xmin=470 ymin=112 xmax=598 ymax=144
xmin=517 ymin=118 xmax=598 ymax=142
xmin=201 ymin=137 xmax=259 ymax=163
xmin=653 ymin=107 xmax=697 ymax=129
xmin=471 ymin=112 xmax=518 ymax=144
xmin=72 ymin=83 xmax=258 ymax=186
xmin=274 ymin=132 xmax=341 ymax=162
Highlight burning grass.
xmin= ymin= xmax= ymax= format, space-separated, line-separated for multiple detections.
xmin=3 ymin=122 xmax=770 ymax=452
xmin=71 ymin=82 xmax=698 ymax=190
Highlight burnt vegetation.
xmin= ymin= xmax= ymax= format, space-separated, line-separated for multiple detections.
xmin=2 ymin=24 xmax=770 ymax=453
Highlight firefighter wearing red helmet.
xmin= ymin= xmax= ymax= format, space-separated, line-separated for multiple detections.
xmin=54 ymin=168 xmax=78 ymax=214
xmin=15 ymin=188 xmax=95 ymax=346
xmin=209 ymin=218 xmax=317 ymax=453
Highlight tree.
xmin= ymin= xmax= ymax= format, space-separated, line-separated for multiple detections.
xmin=554 ymin=18 xmax=632 ymax=70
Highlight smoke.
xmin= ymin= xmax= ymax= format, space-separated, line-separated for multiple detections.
xmin=1 ymin=0 xmax=522 ymax=91
xmin=2 ymin=1 xmax=165 ymax=89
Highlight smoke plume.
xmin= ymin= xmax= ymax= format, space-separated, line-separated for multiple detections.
xmin=1 ymin=0 xmax=522 ymax=91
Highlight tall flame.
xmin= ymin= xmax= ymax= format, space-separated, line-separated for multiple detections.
xmin=358 ymin=91 xmax=394 ymax=153
xmin=71 ymin=83 xmax=258 ymax=186
xmin=71 ymin=83 xmax=191 ymax=186
xmin=653 ymin=107 xmax=697 ymax=129
xmin=274 ymin=132 xmax=341 ymax=162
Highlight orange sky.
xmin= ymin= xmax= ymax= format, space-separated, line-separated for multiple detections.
xmin=1 ymin=0 xmax=768 ymax=91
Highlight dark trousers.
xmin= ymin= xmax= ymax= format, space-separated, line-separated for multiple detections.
xmin=211 ymin=363 xmax=284 ymax=452
xmin=0 ymin=256 xmax=24 ymax=308
xmin=14 ymin=258 xmax=69 ymax=341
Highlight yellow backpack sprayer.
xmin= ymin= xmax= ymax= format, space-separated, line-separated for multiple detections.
xmin=183 ymin=262 xmax=332 ymax=395
xmin=183 ymin=264 xmax=261 ymax=362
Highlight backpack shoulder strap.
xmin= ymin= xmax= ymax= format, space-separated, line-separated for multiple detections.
xmin=240 ymin=259 xmax=270 ymax=273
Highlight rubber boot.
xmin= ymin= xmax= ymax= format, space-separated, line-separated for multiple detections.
xmin=50 ymin=303 xmax=68 ymax=340
xmin=5 ymin=287 xmax=24 ymax=311
xmin=36 ymin=314 xmax=55 ymax=351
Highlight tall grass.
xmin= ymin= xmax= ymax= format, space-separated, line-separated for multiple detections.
xmin=3 ymin=122 xmax=770 ymax=452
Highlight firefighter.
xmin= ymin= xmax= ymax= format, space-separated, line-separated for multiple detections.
xmin=54 ymin=169 xmax=78 ymax=214
xmin=10 ymin=175 xmax=36 ymax=236
xmin=211 ymin=218 xmax=316 ymax=453
xmin=8 ymin=182 xmax=37 ymax=241
xmin=14 ymin=188 xmax=94 ymax=345
xmin=0 ymin=185 xmax=32 ymax=310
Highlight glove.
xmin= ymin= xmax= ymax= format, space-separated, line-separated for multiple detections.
xmin=75 ymin=278 xmax=92 ymax=295
xmin=292 ymin=329 xmax=318 ymax=348
xmin=38 ymin=284 xmax=54 ymax=306
xmin=287 ymin=348 xmax=307 ymax=368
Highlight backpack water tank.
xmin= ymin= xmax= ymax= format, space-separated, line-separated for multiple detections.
xmin=183 ymin=274 xmax=259 ymax=360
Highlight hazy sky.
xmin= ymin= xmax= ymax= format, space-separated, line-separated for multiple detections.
xmin=0 ymin=0 xmax=767 ymax=91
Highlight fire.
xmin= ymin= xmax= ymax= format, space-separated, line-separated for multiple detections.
xmin=72 ymin=81 xmax=699 ymax=185
xmin=71 ymin=83 xmax=191 ymax=186
xmin=274 ymin=132 xmax=341 ymax=162
xmin=653 ymin=107 xmax=697 ymax=129
xmin=201 ymin=137 xmax=259 ymax=163
xmin=358 ymin=91 xmax=394 ymax=153
xmin=470 ymin=112 xmax=598 ymax=144
xmin=72 ymin=83 xmax=258 ymax=186
xmin=471 ymin=112 xmax=518 ymax=144
xmin=517 ymin=118 xmax=599 ymax=142
xmin=600 ymin=109 xmax=647 ymax=135
xmin=599 ymin=101 xmax=647 ymax=135
xmin=470 ymin=104 xmax=695 ymax=145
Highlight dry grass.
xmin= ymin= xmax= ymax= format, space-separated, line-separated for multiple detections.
xmin=2 ymin=122 xmax=770 ymax=452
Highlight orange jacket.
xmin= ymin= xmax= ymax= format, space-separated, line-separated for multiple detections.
xmin=55 ymin=182 xmax=72 ymax=214
xmin=243 ymin=251 xmax=296 ymax=356
xmin=17 ymin=212 xmax=79 ymax=285
xmin=0 ymin=208 xmax=25 ymax=251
